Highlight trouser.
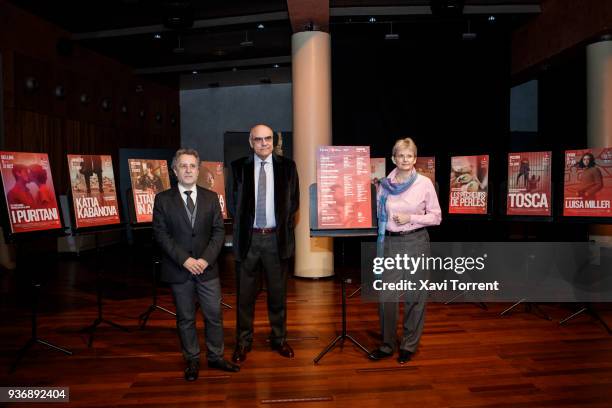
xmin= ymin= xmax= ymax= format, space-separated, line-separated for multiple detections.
xmin=170 ymin=276 xmax=224 ymax=363
xmin=378 ymin=228 xmax=430 ymax=354
xmin=236 ymin=232 xmax=287 ymax=347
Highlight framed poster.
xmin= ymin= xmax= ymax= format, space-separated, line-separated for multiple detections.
xmin=506 ymin=151 xmax=552 ymax=216
xmin=128 ymin=159 xmax=171 ymax=223
xmin=563 ymin=148 xmax=612 ymax=217
xmin=197 ymin=161 xmax=228 ymax=219
xmin=67 ymin=154 xmax=121 ymax=228
xmin=415 ymin=156 xmax=436 ymax=184
xmin=370 ymin=158 xmax=386 ymax=185
xmin=317 ymin=146 xmax=372 ymax=229
xmin=448 ymin=154 xmax=489 ymax=215
xmin=0 ymin=151 xmax=62 ymax=233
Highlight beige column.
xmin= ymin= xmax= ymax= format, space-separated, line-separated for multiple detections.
xmin=292 ymin=31 xmax=333 ymax=278
xmin=586 ymin=40 xmax=612 ymax=241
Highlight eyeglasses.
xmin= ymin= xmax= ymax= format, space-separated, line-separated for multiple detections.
xmin=178 ymin=163 xmax=197 ymax=170
xmin=252 ymin=135 xmax=273 ymax=144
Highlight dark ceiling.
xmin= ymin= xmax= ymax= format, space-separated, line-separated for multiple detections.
xmin=8 ymin=0 xmax=541 ymax=88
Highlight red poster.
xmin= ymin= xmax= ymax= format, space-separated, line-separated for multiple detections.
xmin=128 ymin=159 xmax=171 ymax=223
xmin=370 ymin=158 xmax=386 ymax=185
xmin=197 ymin=161 xmax=228 ymax=219
xmin=67 ymin=154 xmax=121 ymax=228
xmin=449 ymin=155 xmax=489 ymax=214
xmin=415 ymin=156 xmax=436 ymax=184
xmin=0 ymin=151 xmax=62 ymax=233
xmin=317 ymin=146 xmax=373 ymax=229
xmin=563 ymin=148 xmax=612 ymax=217
xmin=506 ymin=151 xmax=552 ymax=216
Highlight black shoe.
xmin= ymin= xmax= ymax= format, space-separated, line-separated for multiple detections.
xmin=208 ymin=359 xmax=240 ymax=372
xmin=367 ymin=349 xmax=393 ymax=361
xmin=232 ymin=344 xmax=251 ymax=364
xmin=184 ymin=360 xmax=199 ymax=381
xmin=271 ymin=342 xmax=294 ymax=358
xmin=397 ymin=350 xmax=413 ymax=364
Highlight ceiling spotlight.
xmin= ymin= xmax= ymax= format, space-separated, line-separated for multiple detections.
xmin=462 ymin=20 xmax=477 ymax=40
xmin=153 ymin=33 xmax=162 ymax=39
xmin=232 ymin=67 xmax=238 ymax=72
xmin=173 ymin=35 xmax=185 ymax=54
xmin=385 ymin=22 xmax=399 ymax=40
xmin=192 ymin=70 xmax=198 ymax=75
xmin=488 ymin=15 xmax=496 ymax=22
xmin=240 ymin=31 xmax=253 ymax=47
xmin=257 ymin=23 xmax=265 ymax=29
xmin=273 ymin=64 xmax=280 ymax=68
xmin=369 ymin=17 xmax=376 ymax=23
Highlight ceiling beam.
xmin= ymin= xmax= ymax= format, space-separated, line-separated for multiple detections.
xmin=286 ymin=0 xmax=330 ymax=32
xmin=134 ymin=56 xmax=292 ymax=75
xmin=512 ymin=0 xmax=612 ymax=76
xmin=73 ymin=12 xmax=289 ymax=40
xmin=330 ymin=4 xmax=540 ymax=17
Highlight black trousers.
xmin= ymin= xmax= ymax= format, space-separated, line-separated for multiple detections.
xmin=236 ymin=233 xmax=287 ymax=347
xmin=170 ymin=276 xmax=224 ymax=363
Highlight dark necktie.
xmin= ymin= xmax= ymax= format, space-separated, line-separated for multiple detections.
xmin=184 ymin=190 xmax=195 ymax=215
xmin=256 ymin=161 xmax=267 ymax=228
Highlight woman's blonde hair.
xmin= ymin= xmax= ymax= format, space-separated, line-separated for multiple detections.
xmin=392 ymin=137 xmax=418 ymax=157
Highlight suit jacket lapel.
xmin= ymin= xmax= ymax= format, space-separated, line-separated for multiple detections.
xmin=273 ymin=155 xmax=282 ymax=222
xmin=193 ymin=187 xmax=205 ymax=232
xmin=244 ymin=156 xmax=255 ymax=218
xmin=172 ymin=186 xmax=192 ymax=229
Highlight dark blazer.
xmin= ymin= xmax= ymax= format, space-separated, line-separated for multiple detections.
xmin=230 ymin=154 xmax=299 ymax=261
xmin=153 ymin=185 xmax=225 ymax=283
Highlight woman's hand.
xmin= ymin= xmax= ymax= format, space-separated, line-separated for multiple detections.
xmin=392 ymin=213 xmax=411 ymax=225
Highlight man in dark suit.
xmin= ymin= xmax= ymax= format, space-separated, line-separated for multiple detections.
xmin=153 ymin=148 xmax=239 ymax=381
xmin=230 ymin=124 xmax=299 ymax=363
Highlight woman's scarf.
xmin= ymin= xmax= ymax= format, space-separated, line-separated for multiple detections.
xmin=377 ymin=169 xmax=418 ymax=256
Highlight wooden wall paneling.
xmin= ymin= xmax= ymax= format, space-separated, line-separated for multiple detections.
xmin=147 ymin=95 xmax=164 ymax=139
xmin=75 ymin=75 xmax=95 ymax=125
xmin=3 ymin=109 xmax=19 ymax=151
xmin=64 ymin=70 xmax=80 ymax=122
xmin=2 ymin=51 xmax=15 ymax=110
xmin=114 ymin=82 xmax=131 ymax=131
xmin=133 ymin=90 xmax=146 ymax=133
xmin=14 ymin=53 xmax=51 ymax=114
xmin=50 ymin=67 xmax=71 ymax=118
xmin=98 ymin=80 xmax=116 ymax=127
xmin=164 ymin=89 xmax=180 ymax=148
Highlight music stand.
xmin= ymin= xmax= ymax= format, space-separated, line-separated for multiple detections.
xmin=309 ymin=183 xmax=377 ymax=364
xmin=6 ymin=229 xmax=73 ymax=373
xmin=122 ymin=188 xmax=177 ymax=328
xmin=73 ymin=225 xmax=130 ymax=347
xmin=67 ymin=180 xmax=129 ymax=345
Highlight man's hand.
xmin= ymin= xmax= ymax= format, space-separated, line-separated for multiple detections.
xmin=196 ymin=258 xmax=209 ymax=272
xmin=183 ymin=257 xmax=205 ymax=275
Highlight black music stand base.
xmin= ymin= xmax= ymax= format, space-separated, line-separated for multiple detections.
xmin=559 ymin=303 xmax=611 ymax=334
xmin=444 ymin=290 xmax=488 ymax=310
xmin=139 ymin=261 xmax=176 ymax=329
xmin=313 ymin=277 xmax=370 ymax=364
xmin=81 ymin=270 xmax=130 ymax=347
xmin=10 ymin=283 xmax=72 ymax=373
xmin=80 ymin=231 xmax=130 ymax=346
xmin=139 ymin=305 xmax=175 ymax=329
xmin=500 ymin=299 xmax=551 ymax=321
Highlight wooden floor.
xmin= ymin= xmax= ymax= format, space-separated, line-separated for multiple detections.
xmin=1 ymin=245 xmax=611 ymax=408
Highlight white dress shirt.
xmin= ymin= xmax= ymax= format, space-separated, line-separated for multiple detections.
xmin=253 ymin=154 xmax=276 ymax=228
xmin=178 ymin=183 xmax=197 ymax=206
